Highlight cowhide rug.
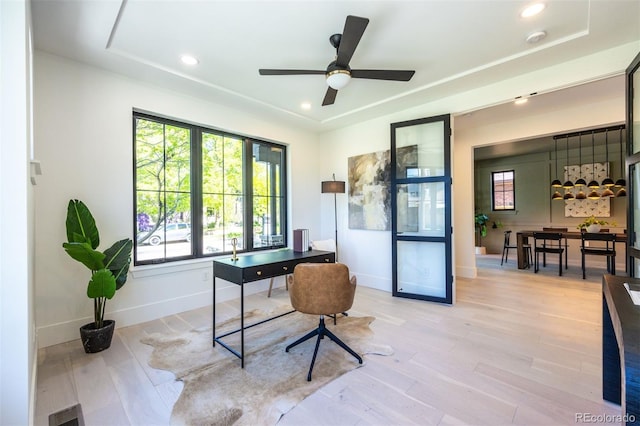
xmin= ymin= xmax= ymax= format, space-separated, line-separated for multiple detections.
xmin=141 ymin=307 xmax=393 ymax=425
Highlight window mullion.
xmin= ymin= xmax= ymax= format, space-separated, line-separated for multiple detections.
xmin=192 ymin=127 xmax=203 ymax=257
xmin=244 ymin=139 xmax=254 ymax=250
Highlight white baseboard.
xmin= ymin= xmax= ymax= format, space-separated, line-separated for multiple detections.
xmin=36 ymin=277 xmax=279 ymax=348
xmin=456 ymin=265 xmax=476 ymax=279
xmin=351 ymin=272 xmax=391 ymax=292
xmin=29 ymin=343 xmax=38 ymax=426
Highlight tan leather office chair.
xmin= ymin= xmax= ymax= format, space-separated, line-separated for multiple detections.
xmin=285 ymin=263 xmax=362 ymax=381
xmin=268 ymin=239 xmax=337 ymax=298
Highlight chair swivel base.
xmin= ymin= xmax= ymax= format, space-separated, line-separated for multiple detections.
xmin=285 ymin=316 xmax=363 ymax=381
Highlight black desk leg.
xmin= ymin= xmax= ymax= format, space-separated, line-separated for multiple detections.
xmin=212 ymin=276 xmax=216 ymax=347
xmin=241 ymin=282 xmax=244 ymax=368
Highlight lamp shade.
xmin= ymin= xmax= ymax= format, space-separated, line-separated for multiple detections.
xmin=326 ymin=70 xmax=351 ymax=90
xmin=587 ymin=189 xmax=600 ymax=199
xmin=601 ymin=187 xmax=615 ymax=197
xmin=601 ymin=177 xmax=615 ymax=187
xmin=321 ymin=180 xmax=346 ymax=194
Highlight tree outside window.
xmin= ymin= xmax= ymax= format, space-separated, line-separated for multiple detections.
xmin=133 ymin=113 xmax=287 ymax=265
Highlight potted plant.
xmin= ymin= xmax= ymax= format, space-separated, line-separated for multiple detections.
xmin=62 ymin=199 xmax=133 ymax=353
xmin=577 ymin=215 xmax=615 ymax=233
xmin=475 ymin=213 xmax=490 ymax=254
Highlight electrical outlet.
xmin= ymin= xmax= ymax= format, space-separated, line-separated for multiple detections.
xmin=202 ymin=271 xmax=210 ymax=281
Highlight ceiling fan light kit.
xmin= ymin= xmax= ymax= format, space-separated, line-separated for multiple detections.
xmin=258 ymin=15 xmax=415 ymax=106
xmin=326 ymin=69 xmax=351 ymax=90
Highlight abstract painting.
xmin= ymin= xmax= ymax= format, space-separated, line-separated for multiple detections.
xmin=348 ymin=150 xmax=391 ymax=230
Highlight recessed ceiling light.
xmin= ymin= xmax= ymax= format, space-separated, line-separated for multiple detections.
xmin=514 ymin=97 xmax=528 ymax=105
xmin=521 ymin=2 xmax=545 ymax=18
xmin=180 ymin=55 xmax=199 ymax=66
xmin=301 ymin=102 xmax=311 ymax=110
xmin=526 ymin=30 xmax=547 ymax=43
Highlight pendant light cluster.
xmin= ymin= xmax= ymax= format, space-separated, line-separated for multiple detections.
xmin=575 ymin=133 xmax=586 ymax=199
xmin=551 ymin=125 xmax=626 ymax=200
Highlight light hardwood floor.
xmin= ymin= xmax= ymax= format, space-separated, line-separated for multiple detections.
xmin=35 ymin=256 xmax=623 ymax=425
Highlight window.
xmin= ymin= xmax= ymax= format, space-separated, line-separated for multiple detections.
xmin=492 ymin=170 xmax=515 ymax=210
xmin=133 ymin=112 xmax=286 ymax=265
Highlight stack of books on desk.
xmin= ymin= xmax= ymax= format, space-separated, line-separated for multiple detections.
xmin=293 ymin=229 xmax=309 ymax=252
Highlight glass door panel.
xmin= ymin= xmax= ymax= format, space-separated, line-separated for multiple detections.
xmin=395 ymin=120 xmax=445 ymax=178
xmin=632 ymin=62 xmax=640 ymax=154
xmin=397 ymin=182 xmax=445 ymax=237
xmin=396 ymin=241 xmax=447 ymax=298
xmin=392 ymin=114 xmax=452 ymax=303
xmin=627 ymin=51 xmax=640 ymax=275
xmin=633 ymin=164 xmax=640 ymax=250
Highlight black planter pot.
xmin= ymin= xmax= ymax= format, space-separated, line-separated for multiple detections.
xmin=79 ymin=320 xmax=115 ymax=353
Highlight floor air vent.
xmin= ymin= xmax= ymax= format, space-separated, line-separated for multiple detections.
xmin=48 ymin=404 xmax=84 ymax=426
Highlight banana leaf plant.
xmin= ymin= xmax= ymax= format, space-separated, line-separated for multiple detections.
xmin=62 ymin=199 xmax=133 ymax=329
xmin=474 ymin=212 xmax=490 ymax=247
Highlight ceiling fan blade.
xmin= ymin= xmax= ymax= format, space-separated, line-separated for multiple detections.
xmin=259 ymin=69 xmax=325 ymax=76
xmin=335 ymin=15 xmax=369 ymax=67
xmin=322 ymin=87 xmax=338 ymax=106
xmin=351 ymin=69 xmax=415 ymax=81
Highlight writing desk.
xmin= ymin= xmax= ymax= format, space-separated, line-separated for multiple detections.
xmin=602 ymin=274 xmax=640 ymax=423
xmin=516 ymin=230 xmax=626 ymax=270
xmin=212 ymin=249 xmax=335 ymax=367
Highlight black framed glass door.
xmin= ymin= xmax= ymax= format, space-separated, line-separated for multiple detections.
xmin=627 ymin=51 xmax=640 ymax=276
xmin=391 ymin=114 xmax=453 ymax=303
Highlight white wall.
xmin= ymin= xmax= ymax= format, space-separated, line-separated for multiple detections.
xmin=34 ymin=40 xmax=639 ymax=347
xmin=318 ymin=42 xmax=638 ymax=289
xmin=1 ymin=0 xmax=36 ymax=423
xmin=33 ymin=52 xmax=321 ymax=347
xmin=456 ymin=81 xmax=627 ymax=277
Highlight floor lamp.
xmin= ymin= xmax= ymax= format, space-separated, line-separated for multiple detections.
xmin=321 ymin=174 xmax=345 ymax=261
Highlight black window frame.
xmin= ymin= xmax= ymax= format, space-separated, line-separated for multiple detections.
xmin=491 ymin=169 xmax=516 ymax=211
xmin=132 ymin=110 xmax=287 ymax=266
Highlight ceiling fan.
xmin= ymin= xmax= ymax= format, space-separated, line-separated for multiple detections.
xmin=258 ymin=15 xmax=415 ymax=106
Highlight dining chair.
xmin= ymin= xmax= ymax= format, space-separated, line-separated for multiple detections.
xmin=542 ymin=227 xmax=569 ymax=269
xmin=533 ymin=232 xmax=565 ymax=276
xmin=501 ymin=231 xmax=517 ymax=265
xmin=581 ymin=232 xmax=616 ymax=279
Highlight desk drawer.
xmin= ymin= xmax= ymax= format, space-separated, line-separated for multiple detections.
xmin=242 ymin=253 xmax=334 ymax=282
xmin=244 ymin=262 xmax=293 ymax=281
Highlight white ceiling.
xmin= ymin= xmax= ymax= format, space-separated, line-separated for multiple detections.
xmin=31 ymin=0 xmax=640 ymax=133
xmin=469 ymin=75 xmax=626 ymax=160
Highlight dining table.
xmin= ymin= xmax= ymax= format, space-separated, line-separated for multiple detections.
xmin=516 ymin=230 xmax=627 ymax=270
